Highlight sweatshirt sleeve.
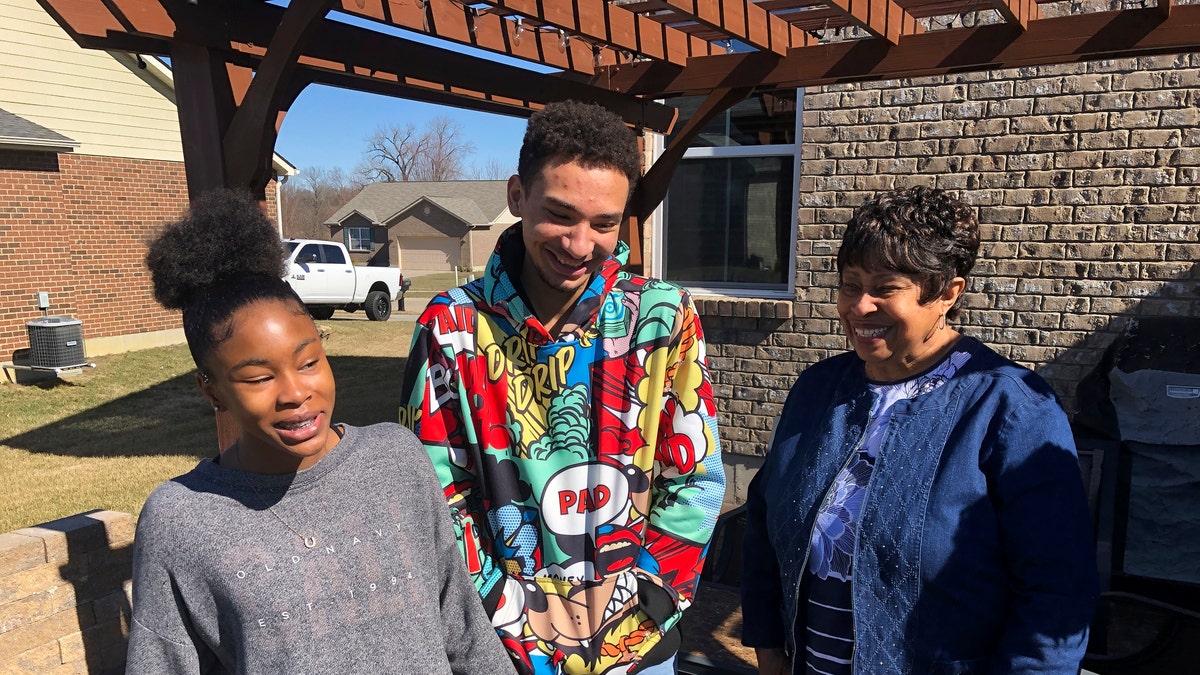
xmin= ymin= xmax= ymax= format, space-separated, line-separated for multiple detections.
xmin=399 ymin=305 xmax=507 ymax=605
xmin=638 ymin=296 xmax=726 ymax=634
xmin=413 ymin=438 xmax=514 ymax=675
xmin=126 ymin=494 xmax=214 ymax=675
xmin=986 ymin=393 xmax=1099 ymax=674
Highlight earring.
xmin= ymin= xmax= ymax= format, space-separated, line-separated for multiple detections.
xmin=938 ymin=313 xmax=947 ymax=330
xmin=212 ymin=404 xmax=221 ymax=412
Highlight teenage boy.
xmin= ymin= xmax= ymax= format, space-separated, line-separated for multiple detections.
xmin=401 ymin=100 xmax=725 ymax=675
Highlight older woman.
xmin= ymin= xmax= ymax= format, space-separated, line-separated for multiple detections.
xmin=741 ymin=186 xmax=1098 ymax=674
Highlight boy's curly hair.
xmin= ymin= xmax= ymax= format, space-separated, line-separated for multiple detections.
xmin=837 ymin=186 xmax=980 ymax=320
xmin=145 ymin=188 xmax=304 ymax=372
xmin=517 ymin=100 xmax=641 ymax=192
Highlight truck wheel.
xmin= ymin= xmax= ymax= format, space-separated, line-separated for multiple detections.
xmin=308 ymin=306 xmax=335 ymax=320
xmin=365 ymin=290 xmax=391 ymax=321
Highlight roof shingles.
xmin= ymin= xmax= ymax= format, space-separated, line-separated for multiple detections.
xmin=325 ymin=180 xmax=509 ymax=228
xmin=0 ymin=108 xmax=79 ymax=149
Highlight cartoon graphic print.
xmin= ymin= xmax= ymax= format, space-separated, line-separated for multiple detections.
xmin=490 ymin=504 xmax=543 ymax=576
xmin=593 ymin=353 xmax=649 ymax=458
xmin=527 ymin=384 xmax=592 ymax=461
xmin=518 ymin=573 xmax=654 ymax=673
xmin=402 ymin=226 xmax=726 ymax=674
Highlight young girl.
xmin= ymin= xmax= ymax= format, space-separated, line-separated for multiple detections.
xmin=127 ymin=189 xmax=511 ymax=674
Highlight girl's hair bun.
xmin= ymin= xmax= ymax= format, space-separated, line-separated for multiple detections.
xmin=146 ymin=188 xmax=286 ymax=310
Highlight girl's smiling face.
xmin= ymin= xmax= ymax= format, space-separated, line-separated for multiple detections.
xmin=198 ymin=298 xmax=338 ymax=473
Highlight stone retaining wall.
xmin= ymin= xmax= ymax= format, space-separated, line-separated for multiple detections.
xmin=0 ymin=512 xmax=133 ymax=675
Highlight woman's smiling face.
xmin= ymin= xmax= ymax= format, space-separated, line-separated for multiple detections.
xmin=199 ymin=298 xmax=338 ymax=473
xmin=837 ymin=265 xmax=964 ymax=382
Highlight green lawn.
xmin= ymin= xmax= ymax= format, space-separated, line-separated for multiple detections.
xmin=406 ymin=272 xmax=467 ymax=295
xmin=0 ymin=316 xmax=414 ymax=533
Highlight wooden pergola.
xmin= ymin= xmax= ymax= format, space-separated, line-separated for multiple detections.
xmin=30 ymin=0 xmax=1200 ymax=447
xmin=37 ymin=0 xmax=1200 ymax=259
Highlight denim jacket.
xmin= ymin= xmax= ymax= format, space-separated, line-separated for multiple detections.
xmin=741 ymin=338 xmax=1098 ymax=674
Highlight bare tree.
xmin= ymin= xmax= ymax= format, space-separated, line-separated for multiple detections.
xmin=280 ymin=165 xmax=360 ymax=241
xmin=355 ymin=116 xmax=477 ymax=183
xmin=467 ymin=157 xmax=516 ymax=180
xmin=357 ymin=123 xmax=427 ymax=183
xmin=421 ymin=116 xmax=477 ymax=181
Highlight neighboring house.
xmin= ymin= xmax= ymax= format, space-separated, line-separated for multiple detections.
xmin=324 ymin=180 xmax=514 ymax=271
xmin=651 ymin=40 xmax=1199 ymax=499
xmin=0 ymin=0 xmax=296 ymax=369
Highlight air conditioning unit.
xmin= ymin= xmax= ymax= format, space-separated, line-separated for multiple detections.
xmin=26 ymin=316 xmax=87 ymax=370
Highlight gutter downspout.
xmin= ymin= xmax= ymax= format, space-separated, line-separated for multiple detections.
xmin=274 ymin=175 xmax=285 ymax=236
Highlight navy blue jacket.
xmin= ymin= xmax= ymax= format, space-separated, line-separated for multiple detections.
xmin=741 ymin=338 xmax=1098 ymax=674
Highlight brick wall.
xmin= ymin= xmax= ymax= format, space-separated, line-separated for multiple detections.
xmin=702 ymin=52 xmax=1200 ymax=484
xmin=0 ymin=151 xmax=283 ymax=362
xmin=0 ymin=511 xmax=133 ymax=674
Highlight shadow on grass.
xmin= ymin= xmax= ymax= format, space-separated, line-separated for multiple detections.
xmin=327 ymin=355 xmax=408 ymax=427
xmin=0 ymin=356 xmax=408 ymax=459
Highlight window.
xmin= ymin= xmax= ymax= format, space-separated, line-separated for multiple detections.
xmin=655 ymin=89 xmax=801 ymax=296
xmin=320 ymin=244 xmax=347 ymax=264
xmin=346 ymin=226 xmax=373 ymax=252
xmin=296 ymin=244 xmax=320 ymax=263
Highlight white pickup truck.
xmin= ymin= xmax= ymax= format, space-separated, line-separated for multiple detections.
xmin=283 ymin=239 xmax=408 ymax=321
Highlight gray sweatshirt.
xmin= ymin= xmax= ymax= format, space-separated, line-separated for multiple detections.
xmin=127 ymin=423 xmax=512 ymax=674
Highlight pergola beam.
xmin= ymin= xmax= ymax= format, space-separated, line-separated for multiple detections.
xmin=170 ymin=42 xmax=237 ymax=199
xmin=337 ymin=0 xmax=590 ymax=71
xmin=310 ymin=71 xmax=544 ymax=119
xmin=221 ymin=0 xmax=334 ymax=191
xmin=645 ymin=0 xmax=804 ymax=55
xmin=486 ymin=0 xmax=715 ymax=65
xmin=37 ymin=0 xmax=679 ymax=133
xmin=821 ymin=0 xmax=925 ymax=44
xmin=222 ymin=1 xmax=678 ymax=132
xmin=987 ymin=0 xmax=1040 ymax=31
xmin=597 ymin=5 xmax=1200 ymax=96
xmin=630 ymin=86 xmax=753 ymax=223
xmin=336 ymin=0 xmax=714 ymax=69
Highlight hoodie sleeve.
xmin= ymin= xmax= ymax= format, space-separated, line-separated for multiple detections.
xmin=405 ymin=434 xmax=516 ymax=675
xmin=400 ymin=302 xmax=508 ymax=607
xmin=638 ymin=294 xmax=727 ymax=634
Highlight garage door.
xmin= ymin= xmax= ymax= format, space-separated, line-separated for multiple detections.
xmin=398 ymin=237 xmax=461 ymax=271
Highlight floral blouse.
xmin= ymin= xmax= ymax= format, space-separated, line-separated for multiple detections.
xmin=801 ymin=347 xmax=973 ymax=674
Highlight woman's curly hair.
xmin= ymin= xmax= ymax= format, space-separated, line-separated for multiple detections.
xmin=145 ymin=188 xmax=303 ymax=372
xmin=837 ymin=186 xmax=980 ymax=320
xmin=517 ymin=100 xmax=641 ymax=192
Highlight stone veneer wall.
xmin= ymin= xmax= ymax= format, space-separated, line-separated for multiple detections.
xmin=0 ymin=512 xmax=133 ymax=674
xmin=699 ymin=51 xmax=1200 ymax=503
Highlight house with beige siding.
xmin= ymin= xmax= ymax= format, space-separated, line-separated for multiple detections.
xmin=324 ymin=180 xmax=515 ymax=272
xmin=0 ymin=0 xmax=296 ymax=372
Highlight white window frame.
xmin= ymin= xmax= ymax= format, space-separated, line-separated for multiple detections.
xmin=345 ymin=226 xmax=373 ymax=252
xmin=650 ymin=89 xmax=804 ymax=299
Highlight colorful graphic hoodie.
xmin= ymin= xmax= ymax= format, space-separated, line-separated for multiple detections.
xmin=400 ymin=224 xmax=725 ymax=675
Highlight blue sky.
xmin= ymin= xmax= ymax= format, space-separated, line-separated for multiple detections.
xmin=272 ymin=9 xmax=543 ymax=180
xmin=276 ymin=85 xmax=529 ymax=178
